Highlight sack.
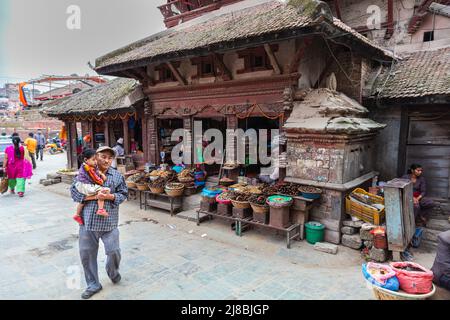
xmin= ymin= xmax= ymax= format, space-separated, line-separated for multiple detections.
xmin=362 ymin=263 xmax=399 ymax=291
xmin=390 ymin=262 xmax=434 ymax=294
xmin=0 ymin=177 xmax=8 ymax=194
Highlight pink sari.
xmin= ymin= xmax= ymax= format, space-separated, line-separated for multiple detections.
xmin=5 ymin=146 xmax=33 ymax=179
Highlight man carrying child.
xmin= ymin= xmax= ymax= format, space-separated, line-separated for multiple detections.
xmin=71 ymin=146 xmax=128 ymax=299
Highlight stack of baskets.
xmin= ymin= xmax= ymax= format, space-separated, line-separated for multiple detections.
xmin=165 ymin=183 xmax=185 ymax=197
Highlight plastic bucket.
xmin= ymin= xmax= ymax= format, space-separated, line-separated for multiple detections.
xmin=305 ymin=221 xmax=325 ymax=244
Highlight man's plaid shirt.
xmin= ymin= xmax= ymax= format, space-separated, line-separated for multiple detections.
xmin=71 ymin=167 xmax=128 ymax=232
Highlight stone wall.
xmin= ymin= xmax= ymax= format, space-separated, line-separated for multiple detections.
xmin=287 ymin=141 xmax=345 ymax=183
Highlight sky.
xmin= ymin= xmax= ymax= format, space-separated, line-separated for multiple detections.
xmin=0 ymin=0 xmax=166 ymax=87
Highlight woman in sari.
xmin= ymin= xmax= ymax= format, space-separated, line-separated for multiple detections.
xmin=402 ymin=163 xmax=434 ymax=226
xmin=4 ymin=136 xmax=33 ymax=197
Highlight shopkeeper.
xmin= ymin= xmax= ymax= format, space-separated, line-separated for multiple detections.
xmin=258 ymin=134 xmax=280 ymax=185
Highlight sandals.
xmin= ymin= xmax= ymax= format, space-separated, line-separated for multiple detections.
xmin=73 ymin=215 xmax=84 ymax=225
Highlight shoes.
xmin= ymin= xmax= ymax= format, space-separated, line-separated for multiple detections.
xmin=18 ymin=192 xmax=24 ymax=197
xmin=81 ymin=286 xmax=102 ymax=299
xmin=73 ymin=215 xmax=84 ymax=225
xmin=9 ymin=189 xmax=15 ymax=194
xmin=401 ymin=250 xmax=414 ymax=261
xmin=96 ymin=208 xmax=109 ymax=217
xmin=111 ymin=274 xmax=121 ymax=284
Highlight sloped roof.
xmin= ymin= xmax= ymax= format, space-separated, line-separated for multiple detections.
xmin=428 ymin=2 xmax=450 ymax=18
xmin=95 ymin=0 xmax=394 ymax=74
xmin=370 ymin=46 xmax=450 ymax=99
xmin=41 ymin=78 xmax=144 ymax=117
xmin=284 ymin=88 xmax=385 ymax=133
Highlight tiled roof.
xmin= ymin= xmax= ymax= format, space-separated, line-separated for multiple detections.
xmin=41 ymin=78 xmax=143 ymax=117
xmin=95 ymin=0 xmax=394 ymax=73
xmin=371 ymin=46 xmax=450 ymax=99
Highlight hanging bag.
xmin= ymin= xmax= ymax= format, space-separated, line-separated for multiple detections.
xmin=0 ymin=176 xmax=8 ymax=194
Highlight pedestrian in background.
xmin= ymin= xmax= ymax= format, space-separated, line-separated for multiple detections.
xmin=34 ymin=130 xmax=46 ymax=161
xmin=24 ymin=132 xmax=37 ymax=169
xmin=3 ymin=136 xmax=33 ymax=197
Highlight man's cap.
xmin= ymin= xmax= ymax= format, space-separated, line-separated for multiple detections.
xmin=96 ymin=146 xmax=116 ymax=158
xmin=117 ymin=138 xmax=124 ymax=144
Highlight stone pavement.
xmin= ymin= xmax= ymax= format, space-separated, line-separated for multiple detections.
xmin=0 ymin=153 xmax=448 ymax=300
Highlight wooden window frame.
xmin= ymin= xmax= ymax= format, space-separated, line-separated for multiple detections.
xmin=236 ymin=45 xmax=279 ymax=74
xmin=191 ymin=55 xmax=217 ymax=79
xmin=155 ymin=62 xmax=181 ymax=83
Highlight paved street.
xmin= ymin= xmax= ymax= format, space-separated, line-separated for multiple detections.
xmin=0 ymin=153 xmax=442 ymax=300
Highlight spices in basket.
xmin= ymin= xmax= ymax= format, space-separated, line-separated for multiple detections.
xmin=126 ymin=173 xmax=145 ymax=183
xmin=165 ymin=182 xmax=184 ymax=190
xmin=298 ymin=186 xmax=322 ymax=194
xmin=149 ymin=177 xmax=166 ymax=188
xmin=248 ymin=194 xmax=268 ymax=206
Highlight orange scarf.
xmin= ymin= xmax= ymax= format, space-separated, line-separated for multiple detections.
xmin=83 ymin=164 xmax=104 ymax=186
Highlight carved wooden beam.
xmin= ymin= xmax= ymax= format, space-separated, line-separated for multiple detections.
xmin=134 ymin=67 xmax=154 ymax=86
xmin=288 ymin=38 xmax=313 ymax=74
xmin=264 ymin=44 xmax=281 ymax=75
xmin=333 ymin=0 xmax=342 ymax=20
xmin=212 ymin=53 xmax=232 ymax=81
xmin=166 ymin=61 xmax=187 ymax=86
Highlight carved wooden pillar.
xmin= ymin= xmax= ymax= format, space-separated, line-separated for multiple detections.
xmin=66 ymin=120 xmax=78 ymax=169
xmin=122 ymin=117 xmax=130 ymax=154
xmin=144 ymin=103 xmax=158 ymax=164
xmin=183 ymin=115 xmax=193 ymax=167
xmin=88 ymin=120 xmax=94 ymax=148
xmin=104 ymin=119 xmax=110 ymax=146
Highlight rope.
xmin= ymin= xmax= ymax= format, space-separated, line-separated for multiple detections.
xmin=71 ymin=111 xmax=136 ymax=122
xmin=235 ymin=103 xmax=284 ymax=123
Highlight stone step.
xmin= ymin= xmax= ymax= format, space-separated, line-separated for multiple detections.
xmin=426 ymin=219 xmax=450 ymax=232
xmin=422 ymin=228 xmax=443 ymax=243
xmin=420 ymin=239 xmax=438 ymax=251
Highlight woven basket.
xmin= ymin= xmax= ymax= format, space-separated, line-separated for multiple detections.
xmin=136 ymin=183 xmax=149 ymax=191
xmin=165 ymin=183 xmax=184 ymax=197
xmin=346 ymin=188 xmax=385 ymax=225
xmin=178 ymin=177 xmax=195 ymax=183
xmin=149 ymin=186 xmax=164 ymax=194
xmin=126 ymin=181 xmax=137 ymax=189
xmin=165 ymin=188 xmax=184 ymax=197
xmin=231 ymin=199 xmax=250 ymax=209
xmin=250 ymin=203 xmax=269 ymax=214
xmin=368 ymin=281 xmax=436 ymax=300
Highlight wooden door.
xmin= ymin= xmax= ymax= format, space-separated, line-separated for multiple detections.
xmin=405 ymin=110 xmax=450 ymax=200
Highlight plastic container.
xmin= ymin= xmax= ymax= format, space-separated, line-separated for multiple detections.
xmin=305 ymin=221 xmax=325 ymax=244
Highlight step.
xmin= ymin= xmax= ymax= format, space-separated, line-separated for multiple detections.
xmin=426 ymin=219 xmax=450 ymax=232
xmin=422 ymin=228 xmax=443 ymax=243
xmin=420 ymin=239 xmax=438 ymax=251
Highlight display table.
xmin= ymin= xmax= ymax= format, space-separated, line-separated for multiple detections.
xmin=196 ymin=209 xmax=300 ymax=248
xmin=144 ymin=191 xmax=183 ymax=216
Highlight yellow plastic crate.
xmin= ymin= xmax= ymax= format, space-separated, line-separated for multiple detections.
xmin=345 ymin=188 xmax=385 ymax=225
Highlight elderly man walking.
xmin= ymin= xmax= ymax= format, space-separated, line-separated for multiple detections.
xmin=71 ymin=146 xmax=128 ymax=299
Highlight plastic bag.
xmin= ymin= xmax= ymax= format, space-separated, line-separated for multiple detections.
xmin=390 ymin=262 xmax=434 ymax=294
xmin=362 ymin=263 xmax=399 ymax=291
